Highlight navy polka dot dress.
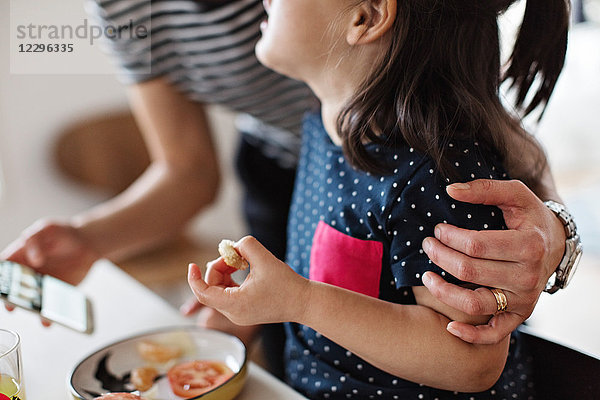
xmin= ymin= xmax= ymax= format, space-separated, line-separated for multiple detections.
xmin=284 ymin=111 xmax=536 ymax=399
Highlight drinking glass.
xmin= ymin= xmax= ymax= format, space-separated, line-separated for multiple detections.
xmin=0 ymin=329 xmax=25 ymax=400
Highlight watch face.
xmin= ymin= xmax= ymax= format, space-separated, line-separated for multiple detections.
xmin=564 ymin=241 xmax=583 ymax=287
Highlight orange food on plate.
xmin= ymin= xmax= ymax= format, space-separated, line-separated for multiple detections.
xmin=136 ymin=340 xmax=182 ymax=363
xmin=93 ymin=393 xmax=146 ymax=400
xmin=167 ymin=360 xmax=234 ymax=398
xmin=130 ymin=365 xmax=159 ymax=391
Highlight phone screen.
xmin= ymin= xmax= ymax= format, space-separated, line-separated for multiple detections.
xmin=0 ymin=261 xmax=93 ymax=334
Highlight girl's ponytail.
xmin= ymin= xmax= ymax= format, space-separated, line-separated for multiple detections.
xmin=503 ymin=0 xmax=570 ymax=118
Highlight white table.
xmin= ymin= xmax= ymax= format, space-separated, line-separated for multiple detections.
xmin=0 ymin=260 xmax=307 ymax=400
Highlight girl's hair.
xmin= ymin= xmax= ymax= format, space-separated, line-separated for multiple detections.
xmin=337 ymin=0 xmax=570 ymax=191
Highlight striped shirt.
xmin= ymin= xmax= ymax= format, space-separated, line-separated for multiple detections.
xmin=86 ymin=0 xmax=316 ymax=168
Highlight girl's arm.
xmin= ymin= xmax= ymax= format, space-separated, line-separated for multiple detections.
xmin=188 ymin=237 xmax=509 ymax=393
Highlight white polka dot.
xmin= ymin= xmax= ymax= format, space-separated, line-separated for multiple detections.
xmin=411 ymin=204 xmax=416 ymax=209
xmin=406 ymin=241 xmax=411 ymax=246
xmin=356 ymin=364 xmax=363 ymax=370
xmin=467 ymin=213 xmax=472 ymax=219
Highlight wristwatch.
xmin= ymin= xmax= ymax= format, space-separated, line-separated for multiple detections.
xmin=543 ymin=200 xmax=583 ymax=294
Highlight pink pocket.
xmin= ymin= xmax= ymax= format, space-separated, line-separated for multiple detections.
xmin=309 ymin=221 xmax=383 ymax=298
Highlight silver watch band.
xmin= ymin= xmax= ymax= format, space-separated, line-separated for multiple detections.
xmin=543 ymin=201 xmax=583 ymax=294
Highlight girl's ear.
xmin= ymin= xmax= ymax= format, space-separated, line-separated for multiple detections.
xmin=346 ymin=0 xmax=397 ymax=45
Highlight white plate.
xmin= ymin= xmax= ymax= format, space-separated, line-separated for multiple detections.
xmin=69 ymin=326 xmax=247 ymax=400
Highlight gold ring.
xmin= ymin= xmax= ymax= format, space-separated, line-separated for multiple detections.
xmin=490 ymin=288 xmax=508 ymax=313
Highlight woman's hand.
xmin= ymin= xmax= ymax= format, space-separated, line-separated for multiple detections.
xmin=187 ymin=236 xmax=310 ymax=326
xmin=422 ymin=179 xmax=565 ymax=345
xmin=1 ymin=218 xmax=100 ymax=285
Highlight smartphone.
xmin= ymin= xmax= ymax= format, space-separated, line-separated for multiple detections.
xmin=0 ymin=260 xmax=93 ymax=334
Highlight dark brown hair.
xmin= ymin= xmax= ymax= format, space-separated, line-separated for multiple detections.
xmin=337 ymin=0 xmax=569 ymax=191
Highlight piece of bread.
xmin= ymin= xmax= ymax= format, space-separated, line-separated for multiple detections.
xmin=218 ymin=240 xmax=249 ymax=270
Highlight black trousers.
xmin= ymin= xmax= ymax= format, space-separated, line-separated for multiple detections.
xmin=235 ymin=135 xmax=297 ymax=380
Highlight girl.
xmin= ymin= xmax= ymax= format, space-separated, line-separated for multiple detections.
xmin=188 ymin=0 xmax=569 ymax=398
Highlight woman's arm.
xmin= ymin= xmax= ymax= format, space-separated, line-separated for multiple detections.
xmin=188 ymin=237 xmax=510 ymax=393
xmin=76 ymin=78 xmax=221 ymax=261
xmin=1 ymin=78 xmax=220 ymax=284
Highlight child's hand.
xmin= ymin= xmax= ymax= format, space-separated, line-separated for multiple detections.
xmin=187 ymin=236 xmax=310 ymax=326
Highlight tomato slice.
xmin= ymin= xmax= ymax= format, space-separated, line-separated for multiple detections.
xmin=167 ymin=360 xmax=234 ymax=398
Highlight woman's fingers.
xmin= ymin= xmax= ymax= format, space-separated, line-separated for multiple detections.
xmin=432 ymin=224 xmax=532 ymax=263
xmin=423 ymin=237 xmax=523 ymax=290
xmin=446 ymin=179 xmax=537 ymax=211
xmin=446 ymin=312 xmax=522 ymax=345
xmin=422 ymin=272 xmax=506 ymax=316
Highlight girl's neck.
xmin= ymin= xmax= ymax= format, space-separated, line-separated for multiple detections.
xmin=320 ymin=100 xmax=345 ymax=146
xmin=311 ymin=72 xmax=361 ymax=147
